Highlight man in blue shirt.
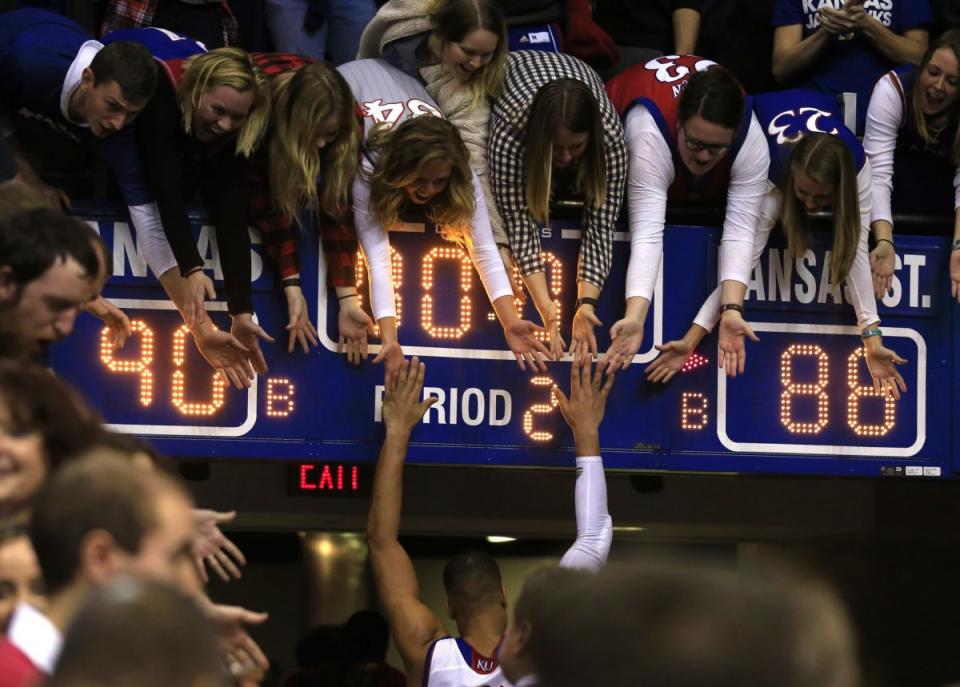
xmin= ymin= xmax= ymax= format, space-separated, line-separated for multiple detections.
xmin=771 ymin=0 xmax=931 ymax=134
xmin=0 ymin=8 xmax=178 ymax=282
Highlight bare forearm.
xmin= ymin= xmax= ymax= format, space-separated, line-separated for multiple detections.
xmin=577 ymin=281 xmax=601 ymax=301
xmin=720 ymin=280 xmax=748 ymax=307
xmin=367 ymin=429 xmax=411 ymax=547
xmin=772 ymin=28 xmax=830 ymax=81
xmin=491 ymin=294 xmax=521 ymax=327
xmin=378 ymin=316 xmax=399 ymax=344
xmin=871 ymin=219 xmax=894 ymax=243
xmin=623 ymin=296 xmax=650 ymax=324
xmin=862 ymin=22 xmax=926 ymax=64
xmin=523 ymin=271 xmax=554 ymax=323
xmin=158 ymin=268 xmax=189 ymax=314
xmin=573 ymin=428 xmax=600 ymax=458
xmin=673 ymin=8 xmax=700 ymax=54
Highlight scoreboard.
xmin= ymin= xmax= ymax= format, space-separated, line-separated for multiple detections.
xmin=49 ymin=204 xmax=954 ymax=479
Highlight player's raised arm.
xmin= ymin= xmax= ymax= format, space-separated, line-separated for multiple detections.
xmin=553 ymin=358 xmax=614 ymax=571
xmin=366 ymin=358 xmax=446 ymax=683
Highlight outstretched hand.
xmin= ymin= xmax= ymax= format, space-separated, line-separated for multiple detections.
xmin=570 ymin=307 xmax=601 ymax=363
xmin=86 ymin=296 xmax=133 ymax=349
xmin=193 ymin=324 xmax=255 ymax=389
xmin=231 ymin=313 xmax=274 ymax=375
xmin=503 ymin=318 xmax=549 ymax=372
xmin=718 ymin=311 xmax=759 ymax=377
xmin=381 ymin=357 xmax=437 ymax=434
xmin=552 ymin=356 xmax=615 ymax=438
xmin=645 ymin=339 xmax=694 ymax=384
xmin=864 ymin=344 xmax=908 ymax=400
xmin=192 ymin=509 xmax=246 ymax=583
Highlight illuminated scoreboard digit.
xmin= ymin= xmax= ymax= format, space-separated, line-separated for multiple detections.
xmin=320 ymin=223 xmax=664 ymax=364
xmin=716 ymin=324 xmax=925 ymax=457
xmin=79 ymin=301 xmax=257 ymax=436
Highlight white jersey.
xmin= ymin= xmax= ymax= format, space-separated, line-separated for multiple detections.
xmin=424 ymin=637 xmax=512 ymax=687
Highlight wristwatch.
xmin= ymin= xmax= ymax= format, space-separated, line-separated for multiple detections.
xmin=952 ymin=239 xmax=960 ymax=251
xmin=719 ymin=303 xmax=744 ymax=315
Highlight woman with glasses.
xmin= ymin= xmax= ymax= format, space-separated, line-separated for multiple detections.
xmin=603 ymin=56 xmax=769 ymax=376
xmin=646 ymin=89 xmax=907 ymax=399
xmin=489 ymin=50 xmax=627 ymax=364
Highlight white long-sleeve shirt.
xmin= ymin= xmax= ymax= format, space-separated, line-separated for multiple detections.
xmin=623 ymin=105 xmax=770 ymax=302
xmin=863 ymin=72 xmax=960 ymax=226
xmin=353 ymin=162 xmax=513 ymax=321
xmin=692 ymin=162 xmax=879 ymax=331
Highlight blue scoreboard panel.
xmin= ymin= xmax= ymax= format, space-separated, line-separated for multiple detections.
xmin=49 ymin=205 xmax=955 ymax=479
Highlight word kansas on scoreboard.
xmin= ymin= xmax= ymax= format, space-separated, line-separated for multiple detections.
xmin=49 ymin=204 xmax=956 ymax=478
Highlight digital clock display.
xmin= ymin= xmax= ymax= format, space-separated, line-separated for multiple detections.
xmin=49 ymin=205 xmax=955 ymax=479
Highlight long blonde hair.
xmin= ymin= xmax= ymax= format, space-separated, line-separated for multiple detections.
xmin=366 ymin=116 xmax=474 ymax=242
xmin=268 ymin=63 xmax=359 ymax=218
xmin=781 ymin=133 xmax=860 ymax=284
xmin=429 ymin=0 xmax=507 ymax=103
xmin=910 ymin=30 xmax=960 ymax=163
xmin=523 ymin=79 xmax=606 ymax=224
xmin=178 ymin=48 xmax=271 ymax=157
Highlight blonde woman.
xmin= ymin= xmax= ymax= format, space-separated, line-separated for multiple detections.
xmin=647 ymin=90 xmax=907 ymax=399
xmin=246 ymin=55 xmax=362 ymax=356
xmin=105 ymin=28 xmax=273 ymax=381
xmin=865 ymin=30 xmax=960 ymax=303
xmin=359 ymin=0 xmax=510 ymax=251
xmin=343 ymin=58 xmax=548 ymax=377
xmin=490 ymin=50 xmax=627 ymax=363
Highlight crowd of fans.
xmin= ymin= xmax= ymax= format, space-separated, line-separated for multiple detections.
xmin=1 ymin=0 xmax=957 ymax=684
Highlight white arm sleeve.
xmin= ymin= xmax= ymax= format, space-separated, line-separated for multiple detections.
xmin=624 ymin=106 xmax=674 ymax=302
xmin=863 ymin=75 xmax=904 ymax=226
xmin=693 ymin=189 xmax=781 ymax=332
xmin=127 ymin=202 xmax=178 ymax=278
xmin=846 ymin=162 xmax=880 ymax=328
xmin=353 ymin=167 xmax=397 ymax=321
xmin=466 ymin=171 xmax=514 ymax=305
xmin=720 ymin=113 xmax=771 ymax=287
xmin=559 ymin=456 xmax=612 ymax=572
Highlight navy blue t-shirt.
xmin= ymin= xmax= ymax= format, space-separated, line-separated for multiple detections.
xmin=771 ymin=0 xmax=932 ymax=134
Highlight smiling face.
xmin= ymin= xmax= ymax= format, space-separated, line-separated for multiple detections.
xmin=793 ymin=167 xmax=836 ymax=213
xmin=192 ymin=85 xmax=255 ymax=142
xmin=404 ymin=158 xmax=453 ymax=204
xmin=677 ymin=115 xmax=736 ymax=176
xmin=440 ymin=28 xmax=499 ymax=82
xmin=917 ymin=47 xmax=960 ymax=117
xmin=0 ymin=398 xmax=46 ymax=518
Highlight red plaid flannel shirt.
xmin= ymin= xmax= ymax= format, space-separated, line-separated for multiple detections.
xmin=248 ymin=54 xmax=360 ymax=287
xmin=100 ymin=0 xmax=240 ymax=46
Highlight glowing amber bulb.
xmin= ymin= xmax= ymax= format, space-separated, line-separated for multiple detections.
xmin=680 ymin=392 xmax=708 ymax=430
xmin=100 ymin=320 xmax=155 ymax=406
xmin=421 ymin=246 xmax=473 ymax=338
xmin=522 ymin=376 xmax=558 ymax=442
xmin=779 ymin=344 xmax=830 ymax=435
xmin=846 ymin=348 xmax=896 ymax=436
xmin=173 ymin=325 xmax=226 ymax=416
xmin=266 ymin=377 xmax=296 ymax=418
